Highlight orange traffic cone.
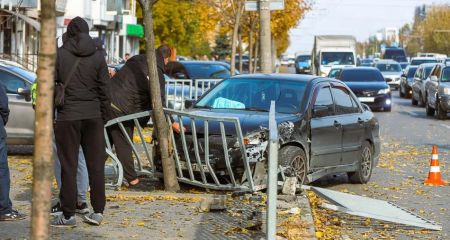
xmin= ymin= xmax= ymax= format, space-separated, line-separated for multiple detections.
xmin=424 ymin=146 xmax=448 ymax=186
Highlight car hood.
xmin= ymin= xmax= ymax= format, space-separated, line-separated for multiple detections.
xmin=439 ymin=82 xmax=450 ymax=89
xmin=344 ymin=81 xmax=389 ymax=91
xmin=179 ymin=109 xmax=299 ymax=136
xmin=381 ymin=72 xmax=402 ymax=77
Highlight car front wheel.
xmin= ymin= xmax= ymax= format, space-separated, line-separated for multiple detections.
xmin=348 ymin=141 xmax=373 ymax=184
xmin=426 ymin=101 xmax=435 ymax=116
xmin=412 ymin=95 xmax=418 ymax=106
xmin=436 ymin=100 xmax=447 ymax=120
xmin=279 ymin=146 xmax=307 ymax=185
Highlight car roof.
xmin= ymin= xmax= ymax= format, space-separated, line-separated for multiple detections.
xmin=230 ymin=73 xmax=319 ymax=83
xmin=0 ymin=63 xmax=36 ymax=81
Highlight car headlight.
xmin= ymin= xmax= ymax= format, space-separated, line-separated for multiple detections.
xmin=443 ymin=88 xmax=450 ymax=95
xmin=378 ymin=88 xmax=390 ymax=94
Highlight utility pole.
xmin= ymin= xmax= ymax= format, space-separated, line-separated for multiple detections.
xmin=259 ymin=0 xmax=272 ymax=73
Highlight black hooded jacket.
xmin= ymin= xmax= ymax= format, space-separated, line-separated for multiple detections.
xmin=107 ymin=51 xmax=166 ymax=119
xmin=55 ymin=17 xmax=110 ymax=121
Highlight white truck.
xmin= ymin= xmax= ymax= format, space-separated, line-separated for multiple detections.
xmin=311 ymin=35 xmax=357 ymax=77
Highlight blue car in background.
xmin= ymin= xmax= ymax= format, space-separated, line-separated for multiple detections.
xmin=295 ymin=55 xmax=311 ymax=74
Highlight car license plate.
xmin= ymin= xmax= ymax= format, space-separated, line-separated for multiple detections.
xmin=359 ymin=97 xmax=375 ymax=102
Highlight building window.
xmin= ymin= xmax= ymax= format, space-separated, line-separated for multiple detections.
xmin=107 ymin=0 xmax=117 ymax=12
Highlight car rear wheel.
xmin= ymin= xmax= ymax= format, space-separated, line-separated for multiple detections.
xmin=279 ymin=146 xmax=307 ymax=185
xmin=436 ymin=101 xmax=447 ymax=120
xmin=348 ymin=141 xmax=373 ymax=184
xmin=411 ymin=95 xmax=418 ymax=106
xmin=426 ymin=101 xmax=435 ymax=116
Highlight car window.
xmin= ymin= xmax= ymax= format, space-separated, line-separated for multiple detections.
xmin=441 ymin=68 xmax=450 ymax=82
xmin=423 ymin=66 xmax=434 ymax=80
xmin=434 ymin=66 xmax=442 ymax=79
xmin=314 ymin=86 xmax=334 ymax=117
xmin=331 ymin=86 xmax=359 ymax=115
xmin=407 ymin=67 xmax=418 ymax=78
xmin=339 ymin=69 xmax=384 ymax=82
xmin=321 ymin=52 xmax=355 ymax=65
xmin=0 ymin=70 xmax=26 ymax=94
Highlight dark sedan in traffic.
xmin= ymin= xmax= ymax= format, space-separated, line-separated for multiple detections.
xmin=175 ymin=74 xmax=381 ymax=185
xmin=399 ymin=65 xmax=418 ymax=98
xmin=337 ymin=67 xmax=392 ymax=111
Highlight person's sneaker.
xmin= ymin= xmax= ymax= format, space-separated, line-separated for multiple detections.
xmin=50 ymin=202 xmax=62 ymax=216
xmin=50 ymin=214 xmax=76 ymax=227
xmin=0 ymin=209 xmax=26 ymax=221
xmin=82 ymin=212 xmax=103 ymax=226
xmin=76 ymin=202 xmax=90 ymax=215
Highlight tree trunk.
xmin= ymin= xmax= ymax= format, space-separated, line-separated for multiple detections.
xmin=248 ymin=20 xmax=256 ymax=74
xmin=138 ymin=0 xmax=180 ymax=192
xmin=230 ymin=3 xmax=243 ymax=76
xmin=253 ymin=38 xmax=259 ymax=73
xmin=238 ymin=32 xmax=243 ymax=73
xmin=31 ymin=1 xmax=56 ymax=239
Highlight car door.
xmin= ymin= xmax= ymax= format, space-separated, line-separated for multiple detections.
xmin=412 ymin=66 xmax=423 ymax=100
xmin=427 ymin=66 xmax=440 ymax=107
xmin=0 ymin=69 xmax=34 ymax=143
xmin=330 ymin=84 xmax=365 ymax=165
xmin=310 ymin=84 xmax=342 ymax=168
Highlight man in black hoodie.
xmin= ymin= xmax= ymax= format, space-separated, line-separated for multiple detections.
xmin=51 ymin=17 xmax=110 ymax=227
xmin=106 ymin=45 xmax=170 ymax=187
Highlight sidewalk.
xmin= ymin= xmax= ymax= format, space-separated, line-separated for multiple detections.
xmin=2 ymin=154 xmax=316 ymax=240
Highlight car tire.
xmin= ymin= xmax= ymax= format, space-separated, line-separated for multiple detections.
xmin=426 ymin=101 xmax=435 ymax=116
xmin=436 ymin=101 xmax=447 ymax=120
xmin=418 ymin=93 xmax=425 ymax=107
xmin=399 ymin=85 xmax=405 ymax=98
xmin=348 ymin=141 xmax=373 ymax=184
xmin=411 ymin=95 xmax=418 ymax=106
xmin=279 ymin=146 xmax=307 ymax=185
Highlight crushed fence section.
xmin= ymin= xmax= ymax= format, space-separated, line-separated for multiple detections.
xmin=104 ymin=111 xmax=155 ymax=188
xmin=165 ymin=79 xmax=223 ymax=110
xmin=165 ymin=108 xmax=259 ymax=192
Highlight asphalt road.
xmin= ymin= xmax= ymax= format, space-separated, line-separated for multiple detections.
xmin=280 ymin=66 xmax=449 ymax=239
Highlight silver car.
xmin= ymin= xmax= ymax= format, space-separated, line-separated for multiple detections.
xmin=375 ymin=60 xmax=402 ymax=89
xmin=425 ymin=64 xmax=450 ymax=119
xmin=0 ymin=62 xmax=35 ymax=145
xmin=411 ymin=63 xmax=438 ymax=107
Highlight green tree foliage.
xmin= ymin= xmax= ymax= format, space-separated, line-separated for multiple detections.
xmin=422 ymin=5 xmax=450 ymax=54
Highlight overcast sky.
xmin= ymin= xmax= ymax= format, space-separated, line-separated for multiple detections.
xmin=286 ymin=0 xmax=449 ymax=54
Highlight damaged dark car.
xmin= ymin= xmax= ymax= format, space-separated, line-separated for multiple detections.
xmin=173 ymin=74 xmax=380 ymax=186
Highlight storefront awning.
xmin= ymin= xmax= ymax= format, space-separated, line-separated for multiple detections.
xmin=0 ymin=8 xmax=40 ymax=32
xmin=126 ymin=24 xmax=143 ymax=38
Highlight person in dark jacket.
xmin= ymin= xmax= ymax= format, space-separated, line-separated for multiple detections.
xmin=0 ymin=83 xmax=26 ymax=221
xmin=106 ymin=45 xmax=171 ymax=187
xmin=51 ymin=17 xmax=110 ymax=227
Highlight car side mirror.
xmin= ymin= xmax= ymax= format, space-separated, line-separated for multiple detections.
xmin=17 ymin=88 xmax=31 ymax=102
xmin=174 ymin=72 xmax=186 ymax=79
xmin=430 ymin=76 xmax=438 ymax=82
xmin=313 ymin=105 xmax=329 ymax=118
xmin=184 ymin=99 xmax=195 ymax=109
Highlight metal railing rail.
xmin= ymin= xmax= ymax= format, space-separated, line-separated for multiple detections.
xmin=266 ymin=101 xmax=278 ymax=240
xmin=164 ymin=79 xmax=223 ymax=110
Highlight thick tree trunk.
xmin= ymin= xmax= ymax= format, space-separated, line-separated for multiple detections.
xmin=138 ymin=0 xmax=180 ymax=192
xmin=248 ymin=20 xmax=256 ymax=74
xmin=253 ymin=38 xmax=259 ymax=73
xmin=31 ymin=1 xmax=56 ymax=239
xmin=230 ymin=3 xmax=243 ymax=75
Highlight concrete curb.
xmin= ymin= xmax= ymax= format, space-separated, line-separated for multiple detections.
xmin=297 ymin=193 xmax=317 ymax=240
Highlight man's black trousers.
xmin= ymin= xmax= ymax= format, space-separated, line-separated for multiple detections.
xmin=55 ymin=118 xmax=105 ymax=217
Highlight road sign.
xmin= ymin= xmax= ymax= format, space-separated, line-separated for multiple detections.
xmin=245 ymin=0 xmax=285 ymax=11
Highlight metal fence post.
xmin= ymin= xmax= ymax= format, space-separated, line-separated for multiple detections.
xmin=266 ymin=101 xmax=278 ymax=240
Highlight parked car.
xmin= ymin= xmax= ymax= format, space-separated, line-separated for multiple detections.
xmin=0 ymin=62 xmax=35 ymax=145
xmin=294 ymin=55 xmax=311 ymax=74
xmin=399 ymin=66 xmax=418 ymax=98
xmin=178 ymin=74 xmax=380 ymax=185
xmin=411 ymin=63 xmax=438 ymax=106
xmin=425 ymin=64 xmax=450 ymax=119
xmin=337 ymin=67 xmax=392 ymax=111
xmin=166 ymin=61 xmax=235 ymax=81
xmin=375 ymin=60 xmax=403 ymax=89
xmin=410 ymin=57 xmax=437 ymax=66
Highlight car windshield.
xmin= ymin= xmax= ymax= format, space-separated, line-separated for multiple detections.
xmin=411 ymin=59 xmax=437 ymax=65
xmin=424 ymin=66 xmax=434 ymax=79
xmin=321 ymin=52 xmax=355 ymax=65
xmin=328 ymin=69 xmax=341 ymax=78
xmin=407 ymin=67 xmax=418 ymax=78
xmin=441 ymin=68 xmax=450 ymax=82
xmin=11 ymin=67 xmax=36 ymax=82
xmin=296 ymin=55 xmax=310 ymax=62
xmin=384 ymin=49 xmax=407 ymax=62
xmin=376 ymin=63 xmax=401 ymax=72
xmin=184 ymin=64 xmax=231 ymax=79
xmin=339 ymin=69 xmax=384 ymax=82
xmin=195 ymin=78 xmax=307 ymax=114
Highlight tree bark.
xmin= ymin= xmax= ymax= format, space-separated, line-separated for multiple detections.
xmin=138 ymin=0 xmax=180 ymax=192
xmin=230 ymin=2 xmax=243 ymax=75
xmin=238 ymin=32 xmax=243 ymax=73
xmin=253 ymin=38 xmax=259 ymax=73
xmin=31 ymin=1 xmax=56 ymax=239
xmin=248 ymin=20 xmax=256 ymax=74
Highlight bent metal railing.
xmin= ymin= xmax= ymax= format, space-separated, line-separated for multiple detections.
xmin=104 ymin=108 xmax=268 ymax=192
xmin=165 ymin=79 xmax=222 ymax=110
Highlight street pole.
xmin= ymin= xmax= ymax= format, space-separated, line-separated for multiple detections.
xmin=259 ymin=0 xmax=272 ymax=73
